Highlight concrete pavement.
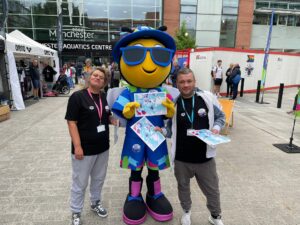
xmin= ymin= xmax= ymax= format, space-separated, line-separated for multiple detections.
xmin=0 ymin=87 xmax=299 ymax=225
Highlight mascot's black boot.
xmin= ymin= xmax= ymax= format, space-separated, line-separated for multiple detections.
xmin=123 ymin=178 xmax=147 ymax=225
xmin=146 ymin=176 xmax=173 ymax=221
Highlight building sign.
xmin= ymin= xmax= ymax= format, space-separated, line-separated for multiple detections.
xmin=41 ymin=41 xmax=114 ymax=53
xmin=49 ymin=28 xmax=95 ymax=41
xmin=195 ymin=53 xmax=207 ymax=61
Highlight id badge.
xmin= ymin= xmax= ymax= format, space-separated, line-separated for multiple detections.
xmin=97 ymin=125 xmax=105 ymax=133
xmin=187 ymin=129 xmax=195 ymax=136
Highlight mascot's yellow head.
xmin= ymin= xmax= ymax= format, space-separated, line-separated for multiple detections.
xmin=112 ymin=26 xmax=176 ymax=88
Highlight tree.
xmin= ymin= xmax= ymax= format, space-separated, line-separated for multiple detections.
xmin=174 ymin=21 xmax=196 ymax=50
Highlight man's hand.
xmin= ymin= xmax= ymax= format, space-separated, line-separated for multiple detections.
xmin=74 ymin=146 xmax=84 ymax=160
xmin=109 ymin=116 xmax=119 ymax=126
xmin=123 ymin=102 xmax=140 ymax=119
xmin=162 ymin=98 xmax=175 ymax=118
xmin=211 ymin=129 xmax=220 ymax=135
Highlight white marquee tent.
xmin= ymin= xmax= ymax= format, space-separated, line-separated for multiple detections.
xmin=5 ymin=30 xmax=59 ymax=110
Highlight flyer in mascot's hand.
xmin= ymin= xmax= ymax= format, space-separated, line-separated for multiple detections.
xmin=131 ymin=117 xmax=166 ymax=151
xmin=134 ymin=92 xmax=167 ymax=117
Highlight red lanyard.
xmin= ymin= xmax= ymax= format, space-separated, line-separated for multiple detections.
xmin=87 ymin=88 xmax=103 ymax=123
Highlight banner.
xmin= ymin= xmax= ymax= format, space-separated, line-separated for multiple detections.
xmin=261 ymin=11 xmax=274 ymax=90
xmin=295 ymin=89 xmax=300 ymax=117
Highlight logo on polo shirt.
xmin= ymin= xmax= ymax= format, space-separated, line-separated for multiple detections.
xmin=89 ymin=106 xmax=94 ymax=110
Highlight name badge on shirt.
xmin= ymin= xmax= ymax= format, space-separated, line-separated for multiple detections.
xmin=187 ymin=129 xmax=195 ymax=136
xmin=97 ymin=125 xmax=105 ymax=133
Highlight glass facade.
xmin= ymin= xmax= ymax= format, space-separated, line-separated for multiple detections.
xmin=254 ymin=0 xmax=300 ymax=27
xmin=180 ymin=0 xmax=197 ymax=38
xmin=4 ymin=0 xmax=162 ymax=62
xmin=219 ymin=0 xmax=239 ymax=48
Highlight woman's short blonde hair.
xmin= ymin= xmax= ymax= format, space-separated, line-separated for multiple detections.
xmin=85 ymin=67 xmax=108 ymax=89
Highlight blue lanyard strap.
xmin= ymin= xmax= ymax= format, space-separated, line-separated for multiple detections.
xmin=181 ymin=95 xmax=195 ymax=128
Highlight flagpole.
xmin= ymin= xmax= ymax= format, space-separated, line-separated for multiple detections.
xmin=287 ymin=114 xmax=297 ymax=149
xmin=260 ymin=11 xmax=274 ymax=104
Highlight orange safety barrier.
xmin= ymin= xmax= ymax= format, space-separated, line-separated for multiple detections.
xmin=218 ymin=99 xmax=235 ymax=135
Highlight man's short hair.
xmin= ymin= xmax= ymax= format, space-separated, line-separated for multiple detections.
xmin=176 ymin=68 xmax=195 ymax=80
xmin=217 ymin=60 xmax=222 ymax=63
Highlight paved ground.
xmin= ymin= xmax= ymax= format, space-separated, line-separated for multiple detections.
xmin=0 ymin=87 xmax=299 ymax=225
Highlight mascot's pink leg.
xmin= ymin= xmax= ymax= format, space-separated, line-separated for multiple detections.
xmin=146 ymin=176 xmax=173 ymax=221
xmin=123 ymin=178 xmax=147 ymax=225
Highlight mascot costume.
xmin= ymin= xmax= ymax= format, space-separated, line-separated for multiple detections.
xmin=109 ymin=26 xmax=178 ymax=224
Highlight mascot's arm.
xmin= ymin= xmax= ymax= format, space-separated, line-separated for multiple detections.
xmin=162 ymin=98 xmax=175 ymax=118
xmin=123 ymin=102 xmax=140 ymax=119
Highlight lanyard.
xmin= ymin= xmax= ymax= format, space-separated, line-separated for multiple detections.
xmin=87 ymin=88 xmax=103 ymax=123
xmin=181 ymin=95 xmax=195 ymax=128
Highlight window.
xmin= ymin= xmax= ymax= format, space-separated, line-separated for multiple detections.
xmin=180 ymin=13 xmax=196 ymax=30
xmin=287 ymin=15 xmax=295 ymax=26
xmin=7 ymin=15 xmax=32 ymax=28
xmin=296 ymin=16 xmax=300 ymax=27
xmin=31 ymin=2 xmax=57 ymax=16
xmin=289 ymin=3 xmax=300 ymax=10
xmin=223 ymin=7 xmax=238 ymax=15
xmin=253 ymin=14 xmax=269 ymax=25
xmin=223 ymin=0 xmax=239 ymax=7
xmin=270 ymin=2 xmax=288 ymax=9
xmin=256 ymin=2 xmax=269 ymax=9
xmin=181 ymin=5 xmax=197 ymax=13
xmin=278 ymin=15 xmax=287 ymax=25
xmin=220 ymin=15 xmax=237 ymax=48
xmin=181 ymin=0 xmax=197 ymax=5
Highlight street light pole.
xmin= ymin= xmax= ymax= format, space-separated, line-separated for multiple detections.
xmin=57 ymin=0 xmax=63 ymax=68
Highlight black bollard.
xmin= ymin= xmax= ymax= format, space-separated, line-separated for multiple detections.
xmin=277 ymin=83 xmax=284 ymax=108
xmin=255 ymin=80 xmax=261 ymax=103
xmin=240 ymin=78 xmax=245 ymax=97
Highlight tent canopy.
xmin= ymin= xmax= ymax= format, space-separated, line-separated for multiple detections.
xmin=9 ymin=30 xmax=57 ymax=58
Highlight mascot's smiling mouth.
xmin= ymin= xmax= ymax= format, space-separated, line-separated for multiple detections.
xmin=142 ymin=67 xmax=157 ymax=74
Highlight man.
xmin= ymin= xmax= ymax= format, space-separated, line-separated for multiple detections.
xmin=212 ymin=60 xmax=223 ymax=97
xmin=169 ymin=68 xmax=226 ymax=225
xmin=170 ymin=61 xmax=181 ymax=87
xmin=42 ymin=61 xmax=57 ymax=91
xmin=29 ymin=59 xmax=41 ymax=100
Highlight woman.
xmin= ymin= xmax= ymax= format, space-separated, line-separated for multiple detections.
xmin=225 ymin=63 xmax=234 ymax=98
xmin=229 ymin=64 xmax=241 ymax=100
xmin=82 ymin=58 xmax=94 ymax=79
xmin=65 ymin=67 xmax=117 ymax=225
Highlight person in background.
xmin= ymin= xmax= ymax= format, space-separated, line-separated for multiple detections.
xmin=229 ymin=64 xmax=241 ymax=100
xmin=225 ymin=63 xmax=234 ymax=98
xmin=170 ymin=61 xmax=181 ymax=87
xmin=212 ymin=60 xmax=223 ymax=97
xmin=29 ymin=59 xmax=41 ymax=100
xmin=65 ymin=67 xmax=118 ymax=225
xmin=42 ymin=61 xmax=57 ymax=91
xmin=65 ymin=63 xmax=75 ymax=89
xmin=82 ymin=58 xmax=94 ymax=80
xmin=169 ymin=68 xmax=226 ymax=225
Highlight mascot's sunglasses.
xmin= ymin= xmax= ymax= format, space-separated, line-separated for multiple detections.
xmin=120 ymin=46 xmax=174 ymax=67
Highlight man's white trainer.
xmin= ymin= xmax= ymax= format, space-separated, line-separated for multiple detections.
xmin=181 ymin=210 xmax=191 ymax=225
xmin=208 ymin=215 xmax=224 ymax=225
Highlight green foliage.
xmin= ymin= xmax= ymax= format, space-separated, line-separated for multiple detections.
xmin=174 ymin=21 xmax=196 ymax=50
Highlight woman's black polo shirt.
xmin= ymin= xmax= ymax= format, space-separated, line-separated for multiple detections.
xmin=65 ymin=89 xmax=110 ymax=155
